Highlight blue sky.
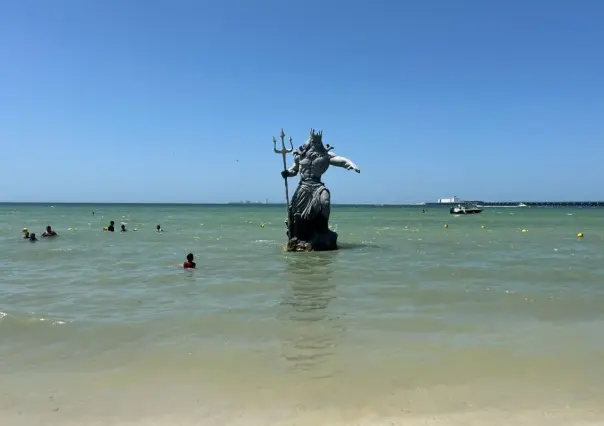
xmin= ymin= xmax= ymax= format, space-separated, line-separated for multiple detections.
xmin=1 ymin=0 xmax=603 ymax=203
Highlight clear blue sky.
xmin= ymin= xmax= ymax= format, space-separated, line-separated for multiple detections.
xmin=1 ymin=0 xmax=603 ymax=203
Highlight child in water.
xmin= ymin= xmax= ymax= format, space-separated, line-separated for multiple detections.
xmin=183 ymin=253 xmax=196 ymax=269
xmin=29 ymin=233 xmax=37 ymax=242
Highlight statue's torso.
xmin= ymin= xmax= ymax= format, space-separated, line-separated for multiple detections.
xmin=298 ymin=146 xmax=330 ymax=181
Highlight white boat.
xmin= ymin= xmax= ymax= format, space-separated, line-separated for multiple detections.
xmin=449 ymin=203 xmax=483 ymax=215
xmin=518 ymin=203 xmax=527 ymax=207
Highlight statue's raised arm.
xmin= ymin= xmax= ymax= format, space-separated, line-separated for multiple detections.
xmin=328 ymin=151 xmax=360 ymax=173
xmin=278 ymin=128 xmax=361 ymax=252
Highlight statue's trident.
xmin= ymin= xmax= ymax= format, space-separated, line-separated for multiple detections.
xmin=273 ymin=129 xmax=294 ymax=238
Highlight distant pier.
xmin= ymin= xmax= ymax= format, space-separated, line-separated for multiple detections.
xmin=427 ymin=201 xmax=604 ymax=208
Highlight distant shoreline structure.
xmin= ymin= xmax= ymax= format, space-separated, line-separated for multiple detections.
xmin=227 ymin=201 xmax=267 ymax=205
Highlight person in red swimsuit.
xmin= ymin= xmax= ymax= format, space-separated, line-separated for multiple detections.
xmin=183 ymin=253 xmax=196 ymax=269
xmin=42 ymin=226 xmax=58 ymax=237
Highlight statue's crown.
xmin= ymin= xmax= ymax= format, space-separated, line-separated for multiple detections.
xmin=309 ymin=128 xmax=323 ymax=143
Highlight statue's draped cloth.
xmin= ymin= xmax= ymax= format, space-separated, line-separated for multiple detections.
xmin=290 ymin=179 xmax=328 ymax=220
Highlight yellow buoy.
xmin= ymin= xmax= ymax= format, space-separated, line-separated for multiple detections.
xmin=577 ymin=232 xmax=584 ymax=238
xmin=260 ymin=223 xmax=265 ymax=228
xmin=481 ymin=225 xmax=486 ymax=229
xmin=521 ymin=229 xmax=528 ymax=233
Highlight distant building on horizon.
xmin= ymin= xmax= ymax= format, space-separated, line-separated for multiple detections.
xmin=437 ymin=196 xmax=461 ymax=204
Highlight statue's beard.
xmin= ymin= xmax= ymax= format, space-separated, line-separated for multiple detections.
xmin=300 ymin=140 xmax=326 ymax=156
xmin=310 ymin=141 xmax=325 ymax=151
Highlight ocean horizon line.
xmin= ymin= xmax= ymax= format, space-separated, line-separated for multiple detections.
xmin=2 ymin=200 xmax=604 ymax=206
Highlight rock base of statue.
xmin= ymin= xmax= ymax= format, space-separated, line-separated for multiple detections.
xmin=285 ymin=229 xmax=339 ymax=252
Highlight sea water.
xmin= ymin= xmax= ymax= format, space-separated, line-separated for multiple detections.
xmin=1 ymin=203 xmax=603 ymax=425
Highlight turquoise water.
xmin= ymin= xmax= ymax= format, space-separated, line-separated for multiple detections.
xmin=1 ymin=203 xmax=604 ymax=425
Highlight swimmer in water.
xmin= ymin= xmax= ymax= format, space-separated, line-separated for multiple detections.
xmin=120 ymin=224 xmax=127 ymax=232
xmin=156 ymin=224 xmax=163 ymax=232
xmin=42 ymin=225 xmax=58 ymax=237
xmin=107 ymin=221 xmax=115 ymax=232
xmin=183 ymin=253 xmax=196 ymax=269
xmin=29 ymin=233 xmax=37 ymax=242
xmin=22 ymin=228 xmax=30 ymax=239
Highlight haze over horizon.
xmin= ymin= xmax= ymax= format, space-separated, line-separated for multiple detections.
xmin=2 ymin=0 xmax=603 ymax=204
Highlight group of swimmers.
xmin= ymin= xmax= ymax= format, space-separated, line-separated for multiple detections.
xmin=22 ymin=226 xmax=58 ymax=241
xmin=21 ymin=222 xmax=196 ymax=269
xmin=102 ymin=220 xmax=166 ymax=234
xmin=102 ymin=220 xmax=165 ymax=233
xmin=101 ymin=221 xmax=196 ymax=269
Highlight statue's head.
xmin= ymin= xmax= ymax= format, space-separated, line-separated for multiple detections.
xmin=299 ymin=128 xmax=334 ymax=154
xmin=308 ymin=128 xmax=323 ymax=146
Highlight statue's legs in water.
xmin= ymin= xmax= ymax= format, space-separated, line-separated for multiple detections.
xmin=319 ymin=188 xmax=330 ymax=221
xmin=286 ymin=187 xmax=337 ymax=251
xmin=314 ymin=188 xmax=331 ymax=233
xmin=311 ymin=188 xmax=337 ymax=250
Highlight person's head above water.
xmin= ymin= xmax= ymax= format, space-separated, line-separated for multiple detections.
xmin=157 ymin=224 xmax=161 ymax=231
xmin=183 ymin=253 xmax=196 ymax=269
xmin=120 ymin=224 xmax=126 ymax=231
xmin=42 ymin=225 xmax=57 ymax=237
xmin=110 ymin=221 xmax=115 ymax=226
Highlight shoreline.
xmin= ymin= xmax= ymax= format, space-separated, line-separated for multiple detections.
xmin=2 ymin=380 xmax=602 ymax=426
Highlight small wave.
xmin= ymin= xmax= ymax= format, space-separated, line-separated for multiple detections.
xmin=36 ymin=318 xmax=67 ymax=325
xmin=26 ymin=313 xmax=69 ymax=325
xmin=0 ymin=312 xmax=68 ymax=326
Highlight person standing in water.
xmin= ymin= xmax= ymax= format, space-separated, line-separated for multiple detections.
xmin=22 ymin=228 xmax=30 ymax=239
xmin=156 ymin=224 xmax=163 ymax=232
xmin=105 ymin=221 xmax=115 ymax=232
xmin=183 ymin=253 xmax=196 ymax=269
xmin=29 ymin=233 xmax=37 ymax=242
xmin=42 ymin=225 xmax=58 ymax=237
